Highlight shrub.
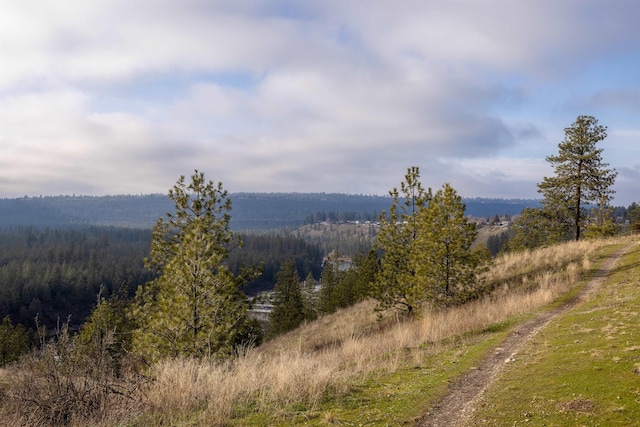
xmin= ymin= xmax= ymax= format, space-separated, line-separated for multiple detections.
xmin=0 ymin=320 xmax=147 ymax=426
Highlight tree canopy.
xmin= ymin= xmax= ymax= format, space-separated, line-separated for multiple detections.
xmin=372 ymin=172 xmax=485 ymax=315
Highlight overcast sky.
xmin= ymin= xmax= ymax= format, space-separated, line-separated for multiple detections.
xmin=1 ymin=1 xmax=638 ymax=205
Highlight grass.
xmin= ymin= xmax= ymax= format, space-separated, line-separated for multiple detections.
xmin=470 ymin=240 xmax=640 ymax=426
xmin=0 ymin=237 xmax=629 ymax=426
xmin=232 ymin=329 xmax=513 ymax=426
xmin=132 ymin=238 xmax=616 ymax=426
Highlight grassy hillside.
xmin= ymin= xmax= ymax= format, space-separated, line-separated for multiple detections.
xmin=0 ymin=237 xmax=635 ymax=426
xmin=470 ymin=240 xmax=640 ymax=425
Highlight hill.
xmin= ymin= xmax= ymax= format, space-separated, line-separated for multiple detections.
xmin=0 ymin=193 xmax=540 ymax=230
xmin=2 ymin=236 xmax=634 ymax=426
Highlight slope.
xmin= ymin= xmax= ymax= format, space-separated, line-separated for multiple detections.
xmin=419 ymin=240 xmax=637 ymax=426
xmin=464 ymin=240 xmax=640 ymax=426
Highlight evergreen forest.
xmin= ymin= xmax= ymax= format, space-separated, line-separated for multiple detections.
xmin=0 ymin=226 xmax=324 ymax=333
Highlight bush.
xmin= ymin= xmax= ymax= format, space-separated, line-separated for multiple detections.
xmin=0 ymin=320 xmax=147 ymax=426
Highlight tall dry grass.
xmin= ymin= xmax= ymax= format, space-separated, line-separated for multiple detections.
xmin=137 ymin=237 xmax=620 ymax=425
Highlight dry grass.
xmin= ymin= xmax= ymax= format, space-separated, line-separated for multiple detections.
xmin=0 ymin=237 xmax=622 ymax=426
xmin=482 ymin=238 xmax=602 ymax=291
xmin=134 ymin=238 xmax=618 ymax=425
xmin=0 ymin=368 xmax=8 ymax=386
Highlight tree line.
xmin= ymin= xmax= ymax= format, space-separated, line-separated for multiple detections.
xmin=268 ymin=115 xmax=629 ymax=334
xmin=0 ymin=192 xmax=541 ymax=230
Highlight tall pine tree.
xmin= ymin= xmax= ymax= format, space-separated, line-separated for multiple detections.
xmin=538 ymin=116 xmax=617 ymax=241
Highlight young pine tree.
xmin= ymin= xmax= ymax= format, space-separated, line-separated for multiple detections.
xmin=0 ymin=316 xmax=30 ymax=367
xmin=507 ymin=207 xmax=570 ymax=251
xmin=336 ymin=249 xmax=380 ymax=306
xmin=372 ymin=166 xmax=431 ymax=316
xmin=584 ymin=197 xmax=618 ymax=239
xmin=301 ymin=271 xmax=318 ymax=314
xmin=317 ymin=252 xmax=346 ymax=314
xmin=131 ymin=171 xmax=258 ymax=361
xmin=267 ymin=261 xmax=311 ymax=339
xmin=411 ymin=183 xmax=482 ymax=308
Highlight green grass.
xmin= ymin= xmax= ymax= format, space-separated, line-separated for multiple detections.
xmin=471 ymin=242 xmax=640 ymax=426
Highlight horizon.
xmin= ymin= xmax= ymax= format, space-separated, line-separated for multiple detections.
xmin=1 ymin=1 xmax=638 ymax=206
xmin=1 ymin=191 xmax=544 ymax=203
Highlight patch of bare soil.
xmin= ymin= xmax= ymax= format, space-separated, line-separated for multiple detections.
xmin=417 ymin=243 xmax=634 ymax=427
xmin=556 ymin=397 xmax=596 ymax=414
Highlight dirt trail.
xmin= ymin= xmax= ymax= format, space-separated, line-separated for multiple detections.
xmin=417 ymin=242 xmax=635 ymax=427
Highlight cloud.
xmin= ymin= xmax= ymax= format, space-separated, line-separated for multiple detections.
xmin=612 ymin=165 xmax=640 ymax=206
xmin=585 ymin=90 xmax=640 ymax=112
xmin=0 ymin=85 xmax=187 ymax=195
xmin=1 ymin=0 xmax=638 ymax=207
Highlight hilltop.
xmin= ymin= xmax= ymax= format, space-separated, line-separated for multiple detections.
xmin=0 ymin=193 xmax=540 ymax=230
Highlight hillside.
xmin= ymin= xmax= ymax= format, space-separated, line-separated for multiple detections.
xmin=420 ymin=240 xmax=638 ymax=425
xmin=0 ymin=193 xmax=540 ymax=230
xmin=2 ymin=236 xmax=635 ymax=426
xmin=466 ymin=240 xmax=640 ymax=425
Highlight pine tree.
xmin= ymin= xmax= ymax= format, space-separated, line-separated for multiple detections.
xmin=78 ymin=285 xmax=135 ymax=372
xmin=131 ymin=171 xmax=257 ymax=360
xmin=267 ymin=261 xmax=309 ymax=338
xmin=348 ymin=249 xmax=379 ymax=301
xmin=584 ymin=197 xmax=617 ymax=238
xmin=538 ymin=116 xmax=617 ymax=241
xmin=372 ymin=167 xmax=431 ymax=315
xmin=412 ymin=184 xmax=481 ymax=308
xmin=301 ymin=271 xmax=318 ymax=315
xmin=507 ymin=207 xmax=570 ymax=251
xmin=627 ymin=202 xmax=640 ymax=225
xmin=0 ymin=316 xmax=30 ymax=367
xmin=317 ymin=252 xmax=346 ymax=314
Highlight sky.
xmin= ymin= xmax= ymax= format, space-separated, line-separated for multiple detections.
xmin=1 ymin=1 xmax=638 ymax=206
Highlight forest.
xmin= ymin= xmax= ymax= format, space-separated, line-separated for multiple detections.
xmin=2 ymin=199 xmax=638 ymax=336
xmin=0 ymin=192 xmax=544 ymax=336
xmin=0 ymin=226 xmax=324 ymax=333
xmin=2 ymin=201 xmax=638 ymax=335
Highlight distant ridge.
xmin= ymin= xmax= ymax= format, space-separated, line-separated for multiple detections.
xmin=0 ymin=193 xmax=541 ymax=230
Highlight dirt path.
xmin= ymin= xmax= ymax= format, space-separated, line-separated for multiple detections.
xmin=417 ymin=242 xmax=634 ymax=427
